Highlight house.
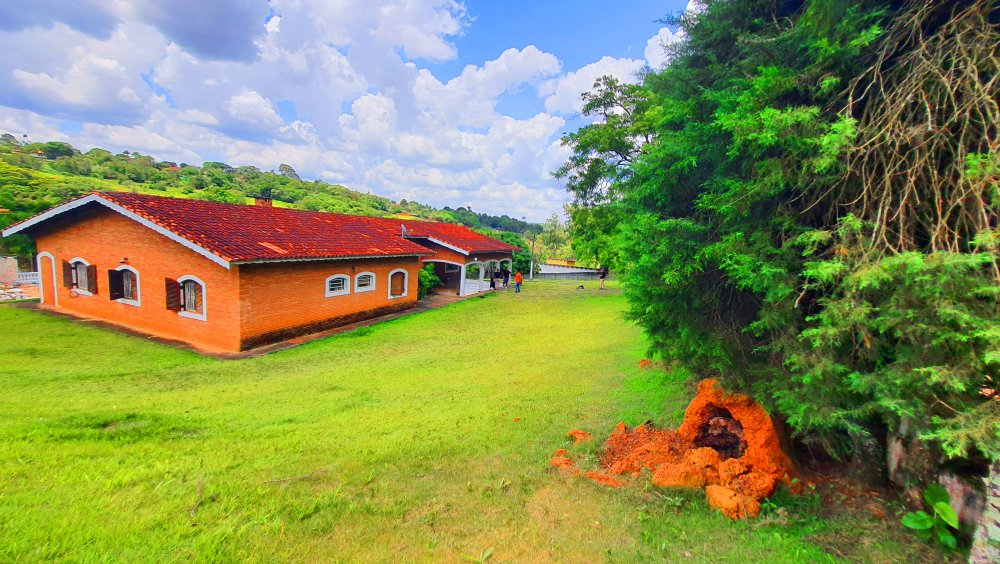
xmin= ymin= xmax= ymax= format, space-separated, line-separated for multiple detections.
xmin=1 ymin=192 xmax=516 ymax=352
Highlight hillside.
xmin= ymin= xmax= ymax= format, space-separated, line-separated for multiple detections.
xmin=0 ymin=138 xmax=538 ymax=259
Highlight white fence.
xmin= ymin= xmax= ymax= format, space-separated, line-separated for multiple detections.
xmin=16 ymin=271 xmax=39 ymax=285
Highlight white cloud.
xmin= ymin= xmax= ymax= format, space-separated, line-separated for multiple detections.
xmin=541 ymin=56 xmax=645 ymax=115
xmin=0 ymin=0 xmax=684 ymax=221
xmin=223 ymin=90 xmax=283 ymax=129
xmin=645 ymin=27 xmax=684 ymax=69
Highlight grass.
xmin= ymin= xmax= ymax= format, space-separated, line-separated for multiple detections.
xmin=0 ymin=281 xmax=928 ymax=561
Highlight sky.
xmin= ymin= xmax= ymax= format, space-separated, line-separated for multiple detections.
xmin=0 ymin=0 xmax=690 ymax=222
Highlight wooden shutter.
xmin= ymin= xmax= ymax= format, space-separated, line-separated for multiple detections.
xmin=108 ymin=270 xmax=124 ymax=300
xmin=86 ymin=264 xmax=98 ymax=294
xmin=165 ymin=278 xmax=181 ymax=311
xmin=391 ymin=271 xmax=405 ymax=296
xmin=62 ymin=260 xmax=73 ymax=288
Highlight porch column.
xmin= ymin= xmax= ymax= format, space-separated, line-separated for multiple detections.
xmin=459 ymin=264 xmax=466 ymax=296
xmin=478 ymin=263 xmax=484 ymax=293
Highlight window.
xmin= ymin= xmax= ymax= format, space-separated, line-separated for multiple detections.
xmin=63 ymin=257 xmax=96 ymax=295
xmin=388 ymin=269 xmax=407 ymax=299
xmin=355 ymin=272 xmax=375 ymax=293
xmin=325 ymin=274 xmax=350 ymax=297
xmin=75 ymin=262 xmax=89 ymax=290
xmin=444 ymin=263 xmax=460 ymax=273
xmin=169 ymin=275 xmax=207 ymax=321
xmin=108 ymin=265 xmax=140 ymax=306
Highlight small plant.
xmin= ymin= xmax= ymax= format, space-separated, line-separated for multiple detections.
xmin=462 ymin=546 xmax=494 ymax=563
xmin=901 ymin=484 xmax=959 ymax=550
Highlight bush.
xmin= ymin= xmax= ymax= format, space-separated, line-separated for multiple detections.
xmin=418 ymin=264 xmax=441 ymax=299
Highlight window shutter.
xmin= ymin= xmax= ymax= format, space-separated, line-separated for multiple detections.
xmin=391 ymin=272 xmax=405 ymax=296
xmin=165 ymin=278 xmax=181 ymax=311
xmin=62 ymin=260 xmax=73 ymax=288
xmin=86 ymin=264 xmax=98 ymax=294
xmin=108 ymin=270 xmax=125 ymax=300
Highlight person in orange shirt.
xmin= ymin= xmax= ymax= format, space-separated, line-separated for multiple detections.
xmin=514 ymin=270 xmax=523 ymax=293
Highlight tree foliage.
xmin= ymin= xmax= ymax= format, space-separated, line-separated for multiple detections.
xmin=559 ymin=0 xmax=999 ymax=463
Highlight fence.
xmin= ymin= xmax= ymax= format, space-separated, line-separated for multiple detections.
xmin=16 ymin=271 xmax=39 ymax=285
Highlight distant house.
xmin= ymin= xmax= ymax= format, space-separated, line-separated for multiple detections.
xmin=2 ymin=192 xmax=516 ymax=352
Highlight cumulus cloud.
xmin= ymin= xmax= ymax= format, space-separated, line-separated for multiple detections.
xmin=645 ymin=27 xmax=684 ymax=69
xmin=134 ymin=0 xmax=270 ymax=62
xmin=0 ymin=0 xmax=684 ymax=221
xmin=541 ymin=56 xmax=646 ymax=115
xmin=223 ymin=91 xmax=283 ymax=129
xmin=0 ymin=1 xmax=120 ymax=39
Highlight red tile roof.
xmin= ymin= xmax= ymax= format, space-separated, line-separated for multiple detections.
xmin=3 ymin=191 xmax=517 ymax=265
xmin=398 ymin=219 xmax=519 ymax=254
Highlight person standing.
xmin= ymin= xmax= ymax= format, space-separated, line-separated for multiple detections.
xmin=598 ymin=264 xmax=608 ymax=290
xmin=514 ymin=270 xmax=523 ymax=294
xmin=502 ymin=266 xmax=510 ymax=288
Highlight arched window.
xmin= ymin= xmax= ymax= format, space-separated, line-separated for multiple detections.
xmin=388 ymin=269 xmax=407 ymax=299
xmin=354 ymin=272 xmax=376 ymax=293
xmin=176 ymin=275 xmax=207 ymax=321
xmin=63 ymin=257 xmax=96 ymax=295
xmin=109 ymin=265 xmax=141 ymax=307
xmin=325 ymin=274 xmax=350 ymax=297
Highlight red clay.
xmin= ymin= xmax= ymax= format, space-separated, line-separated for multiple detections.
xmin=550 ymin=378 xmax=796 ymax=520
xmin=567 ymin=429 xmax=593 ymax=444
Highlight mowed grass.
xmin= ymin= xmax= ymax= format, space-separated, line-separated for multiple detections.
xmin=0 ymin=281 xmax=921 ymax=562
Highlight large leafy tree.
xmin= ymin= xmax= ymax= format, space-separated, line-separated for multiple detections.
xmin=560 ymin=0 xmax=999 ymax=464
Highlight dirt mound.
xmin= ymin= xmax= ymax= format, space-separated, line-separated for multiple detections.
xmin=566 ymin=429 xmax=593 ymax=444
xmin=549 ymin=378 xmax=796 ymax=519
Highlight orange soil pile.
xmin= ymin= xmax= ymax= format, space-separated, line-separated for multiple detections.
xmin=550 ymin=379 xmax=796 ymax=519
xmin=566 ymin=429 xmax=593 ymax=444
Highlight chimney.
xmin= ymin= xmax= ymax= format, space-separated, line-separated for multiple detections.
xmin=254 ymin=196 xmax=272 ymax=207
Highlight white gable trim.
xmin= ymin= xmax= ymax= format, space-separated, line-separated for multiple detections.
xmin=406 ymin=236 xmax=468 ymax=255
xmin=2 ymin=194 xmax=231 ymax=269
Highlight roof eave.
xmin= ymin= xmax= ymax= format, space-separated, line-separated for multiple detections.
xmin=231 ymin=252 xmax=434 ymax=266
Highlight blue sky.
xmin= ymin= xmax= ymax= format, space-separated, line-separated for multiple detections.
xmin=0 ymin=0 xmax=690 ymax=221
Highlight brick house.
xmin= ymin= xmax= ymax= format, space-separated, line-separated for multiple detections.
xmin=2 ymin=192 xmax=516 ymax=352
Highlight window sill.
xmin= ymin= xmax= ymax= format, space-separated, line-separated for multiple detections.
xmin=117 ymin=298 xmax=141 ymax=307
xmin=325 ymin=290 xmax=350 ymax=298
xmin=71 ymin=288 xmax=93 ymax=297
xmin=178 ymin=310 xmax=207 ymax=321
xmin=388 ymin=293 xmax=408 ymax=300
xmin=355 ymin=286 xmax=375 ymax=293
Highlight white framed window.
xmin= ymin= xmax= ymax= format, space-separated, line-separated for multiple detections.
xmin=444 ymin=263 xmax=460 ymax=273
xmin=354 ymin=272 xmax=376 ymax=293
xmin=112 ymin=265 xmax=141 ymax=307
xmin=388 ymin=268 xmax=408 ymax=299
xmin=67 ymin=257 xmax=93 ymax=296
xmin=177 ymin=275 xmax=207 ymax=321
xmin=325 ymin=274 xmax=350 ymax=297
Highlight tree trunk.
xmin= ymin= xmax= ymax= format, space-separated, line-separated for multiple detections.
xmin=969 ymin=460 xmax=999 ymax=564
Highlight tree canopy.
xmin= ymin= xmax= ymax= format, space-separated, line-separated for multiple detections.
xmin=559 ymin=0 xmax=999 ymax=463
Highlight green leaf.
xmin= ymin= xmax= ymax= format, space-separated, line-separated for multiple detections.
xmin=932 ymin=502 xmax=959 ymax=529
xmin=935 ymin=527 xmax=957 ymax=550
xmin=923 ymin=483 xmax=950 ymax=507
xmin=901 ymin=511 xmax=933 ymax=530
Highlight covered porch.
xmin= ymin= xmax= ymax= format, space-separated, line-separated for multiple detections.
xmin=424 ymin=253 xmax=514 ymax=297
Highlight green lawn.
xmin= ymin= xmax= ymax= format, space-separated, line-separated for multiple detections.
xmin=0 ymin=281 xmax=925 ymax=561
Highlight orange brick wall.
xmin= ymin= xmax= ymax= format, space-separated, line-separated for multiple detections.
xmin=34 ymin=207 xmax=242 ymax=351
xmin=237 ymin=256 xmax=421 ymax=348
